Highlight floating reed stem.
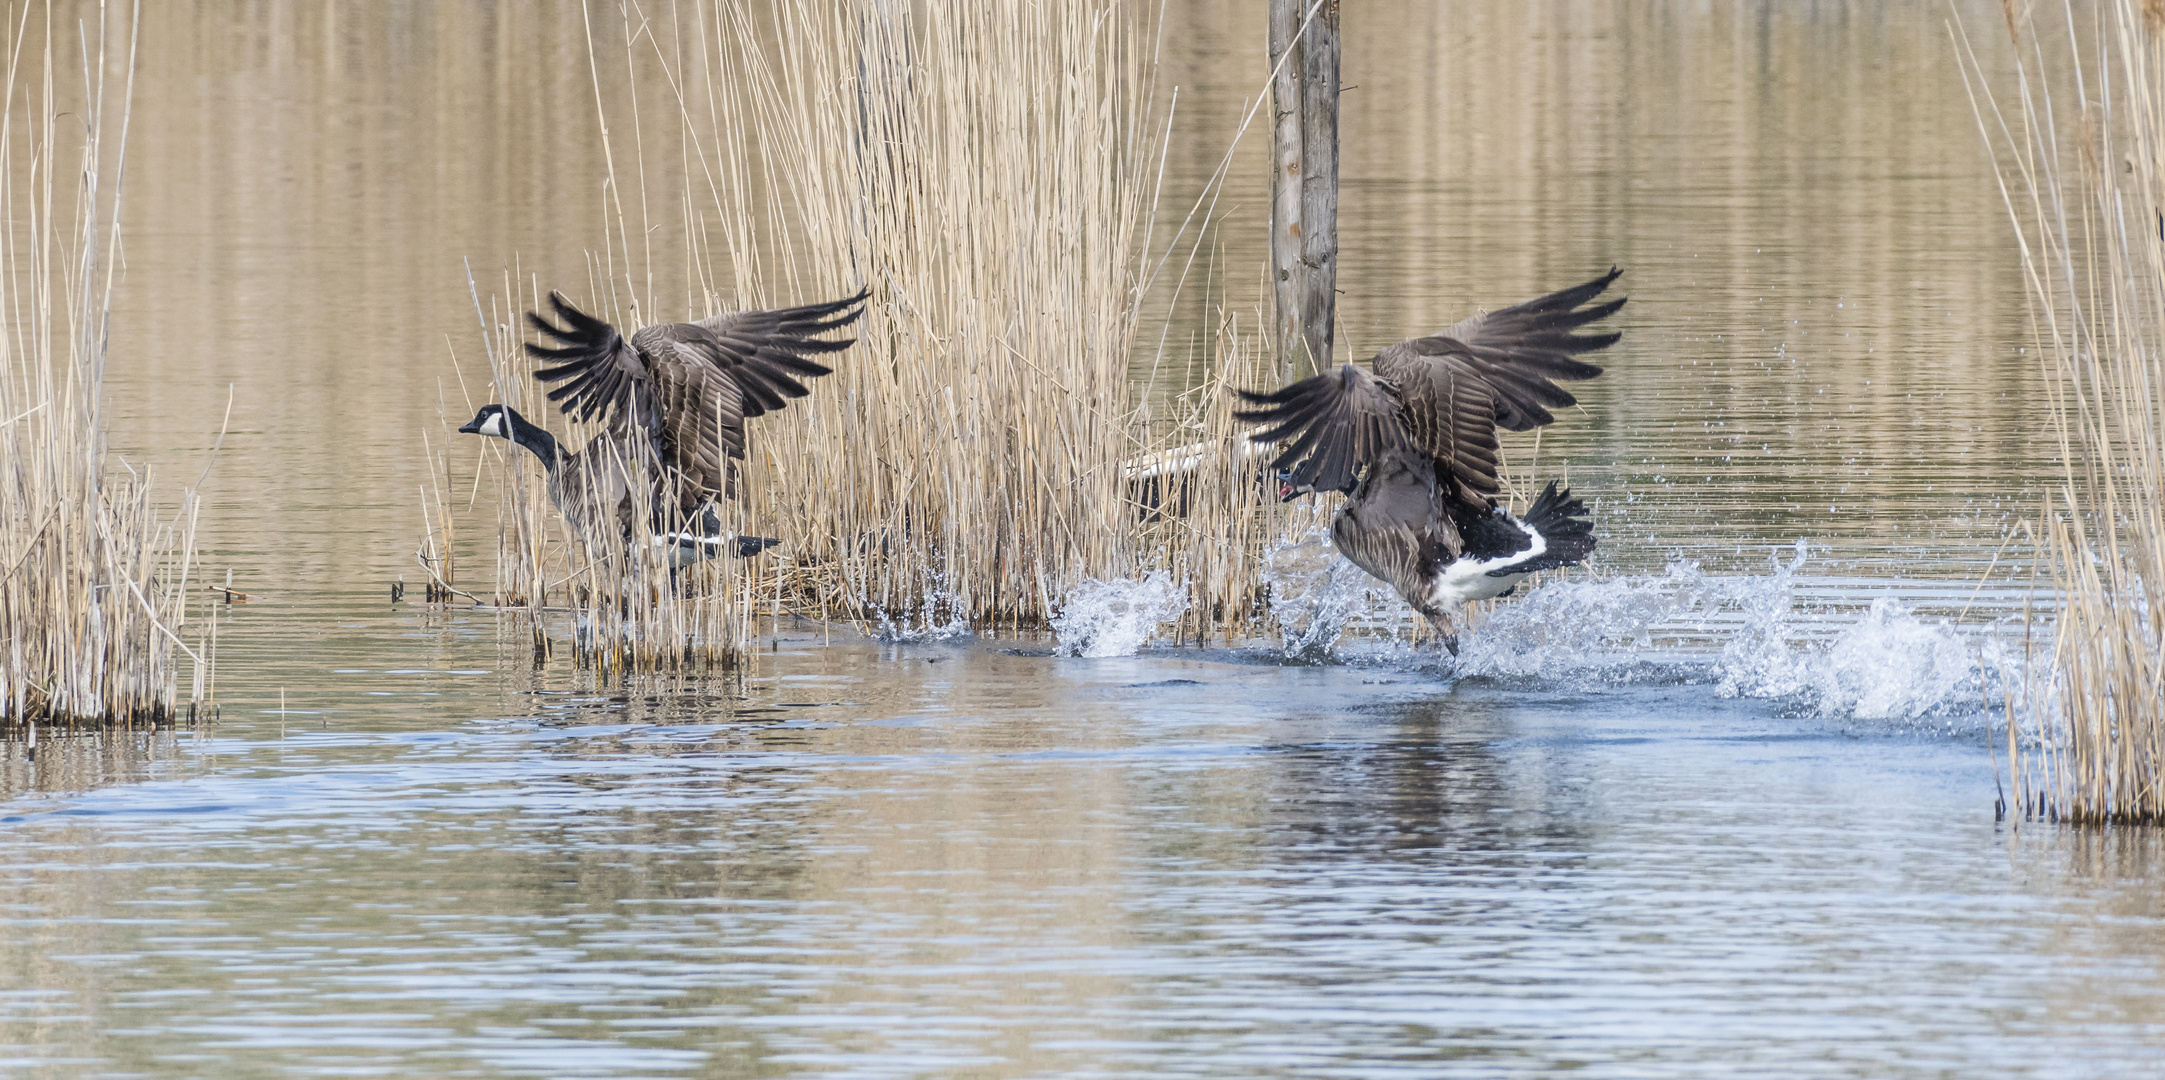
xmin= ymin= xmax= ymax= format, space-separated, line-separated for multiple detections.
xmin=1958 ymin=1 xmax=2165 ymax=824
xmin=0 ymin=2 xmax=205 ymax=726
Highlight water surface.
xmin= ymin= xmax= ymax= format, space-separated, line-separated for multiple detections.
xmin=3 ymin=613 xmax=2161 ymax=1078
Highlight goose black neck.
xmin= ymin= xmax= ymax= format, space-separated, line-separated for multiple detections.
xmin=503 ymin=408 xmax=561 ymax=469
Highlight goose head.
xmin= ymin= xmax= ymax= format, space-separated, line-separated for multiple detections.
xmin=458 ymin=403 xmax=558 ymax=466
xmin=459 ymin=403 xmax=516 ymax=439
xmin=1275 ymin=470 xmax=1355 ymax=502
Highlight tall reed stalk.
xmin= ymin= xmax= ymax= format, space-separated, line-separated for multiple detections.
xmin=693 ymin=0 xmax=1171 ymax=626
xmin=1959 ymin=1 xmax=2165 ymax=823
xmin=0 ymin=2 xmax=206 ymax=725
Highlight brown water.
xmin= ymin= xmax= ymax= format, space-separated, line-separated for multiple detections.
xmin=7 ymin=2 xmax=2163 ymax=1078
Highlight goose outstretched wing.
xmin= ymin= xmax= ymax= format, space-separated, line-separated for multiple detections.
xmin=687 ymin=289 xmax=868 ymax=421
xmin=1369 ymin=351 xmax=1510 ymax=499
xmin=1232 ymin=362 xmax=1408 ymax=495
xmin=527 ymin=289 xmax=866 ymax=502
xmin=1235 ymin=268 xmax=1623 ymax=503
xmin=1376 ymin=268 xmax=1624 ymax=498
xmin=525 ymin=294 xmax=657 ymax=429
xmin=1404 ymin=266 xmax=1622 ymax=432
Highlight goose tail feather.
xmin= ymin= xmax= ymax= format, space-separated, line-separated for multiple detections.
xmin=1495 ymin=481 xmax=1596 ymax=575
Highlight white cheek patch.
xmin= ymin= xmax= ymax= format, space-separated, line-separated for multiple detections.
xmin=482 ymin=413 xmax=505 ymax=437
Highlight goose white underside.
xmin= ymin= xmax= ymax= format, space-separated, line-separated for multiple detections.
xmin=658 ymin=530 xmax=745 ymax=568
xmin=1425 ymin=511 xmax=1547 ymax=608
xmin=1121 ymin=438 xmax=1270 ymax=484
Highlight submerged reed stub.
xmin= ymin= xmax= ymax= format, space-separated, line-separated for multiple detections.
xmin=0 ymin=8 xmax=208 ymax=727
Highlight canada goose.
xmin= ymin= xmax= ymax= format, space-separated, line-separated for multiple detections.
xmin=1235 ymin=268 xmax=1624 ymax=653
xmin=459 ymin=288 xmax=867 ymax=566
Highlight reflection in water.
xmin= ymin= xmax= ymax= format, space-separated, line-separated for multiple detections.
xmin=0 ymin=732 xmax=200 ymax=801
xmin=3 ymin=1 xmax=2157 ymax=1077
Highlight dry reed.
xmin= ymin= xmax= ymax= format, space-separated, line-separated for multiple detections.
xmin=1958 ymin=1 xmax=2165 ymax=823
xmin=434 ymin=0 xmax=1334 ymax=666
xmin=694 ymin=0 xmax=1188 ymax=627
xmin=0 ymin=2 xmax=208 ymax=726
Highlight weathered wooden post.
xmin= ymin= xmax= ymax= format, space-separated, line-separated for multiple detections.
xmin=1269 ymin=0 xmax=1340 ymax=379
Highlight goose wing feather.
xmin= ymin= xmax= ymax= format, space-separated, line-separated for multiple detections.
xmin=1370 ymin=347 xmax=1508 ymax=499
xmin=690 ymin=287 xmax=868 ymax=420
xmin=1373 ymin=268 xmax=1625 ymax=502
xmin=1232 ymin=270 xmax=1622 ymax=500
xmin=527 ymin=288 xmax=866 ymax=505
xmin=1415 ymin=266 xmax=1624 ymax=432
xmin=526 ymin=293 xmax=659 ymax=431
xmin=1232 ymin=363 xmax=1408 ymax=494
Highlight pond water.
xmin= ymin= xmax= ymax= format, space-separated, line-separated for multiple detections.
xmin=8 ymin=1 xmax=2165 ymax=1077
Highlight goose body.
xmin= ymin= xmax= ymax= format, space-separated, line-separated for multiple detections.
xmin=1237 ymin=269 xmax=1622 ymax=652
xmin=460 ymin=289 xmax=866 ymax=565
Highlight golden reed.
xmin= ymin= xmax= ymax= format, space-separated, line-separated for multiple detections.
xmin=0 ymin=3 xmax=209 ymax=726
xmin=1961 ymin=2 xmax=2165 ymax=823
xmin=442 ymin=0 xmax=1340 ymax=670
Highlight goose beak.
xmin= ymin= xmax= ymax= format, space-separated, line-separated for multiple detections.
xmin=457 ymin=419 xmax=482 ymax=434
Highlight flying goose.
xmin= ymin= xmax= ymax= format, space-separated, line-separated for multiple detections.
xmin=459 ymin=288 xmax=868 ymax=566
xmin=1235 ymin=268 xmax=1624 ymax=653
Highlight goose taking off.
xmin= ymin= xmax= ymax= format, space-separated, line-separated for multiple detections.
xmin=1235 ymin=268 xmax=1624 ymax=653
xmin=459 ymin=288 xmax=867 ymax=566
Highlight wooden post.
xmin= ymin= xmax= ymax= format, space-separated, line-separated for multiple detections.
xmin=1269 ymin=0 xmax=1340 ymax=379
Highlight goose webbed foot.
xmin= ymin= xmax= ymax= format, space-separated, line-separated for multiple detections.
xmin=1422 ymin=609 xmax=1461 ymax=656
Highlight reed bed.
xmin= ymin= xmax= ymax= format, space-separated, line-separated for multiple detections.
xmin=0 ymin=3 xmax=207 ymax=726
xmin=1958 ymin=1 xmax=2165 ymax=823
xmin=440 ymin=0 xmax=1326 ymax=664
xmin=694 ymin=0 xmax=1190 ymax=627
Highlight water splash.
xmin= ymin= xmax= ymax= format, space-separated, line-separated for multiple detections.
xmin=1463 ymin=542 xmax=2018 ymax=725
xmin=1052 ymin=572 xmax=1189 ymax=658
xmin=1455 ymin=553 xmax=1769 ymax=683
xmin=1261 ymin=531 xmax=1388 ymax=660
xmin=1720 ymin=595 xmax=1987 ymax=721
xmin=867 ymin=578 xmax=973 ymax=643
